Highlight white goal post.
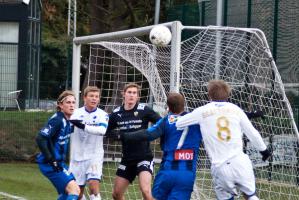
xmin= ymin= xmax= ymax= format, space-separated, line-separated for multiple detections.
xmin=72 ymin=21 xmax=299 ymax=199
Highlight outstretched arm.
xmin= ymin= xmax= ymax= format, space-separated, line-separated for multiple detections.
xmin=176 ymin=108 xmax=201 ymax=129
xmin=121 ymin=117 xmax=166 ymax=142
xmin=70 ymin=119 xmax=108 ymax=136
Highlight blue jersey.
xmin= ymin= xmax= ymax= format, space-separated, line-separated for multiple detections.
xmin=147 ymin=112 xmax=202 ymax=172
xmin=36 ymin=111 xmax=72 ymax=163
xmin=122 ymin=111 xmax=202 ymax=200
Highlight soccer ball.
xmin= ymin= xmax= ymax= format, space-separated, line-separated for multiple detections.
xmin=149 ymin=25 xmax=172 ymax=47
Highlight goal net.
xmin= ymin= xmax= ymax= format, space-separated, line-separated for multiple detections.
xmin=73 ymin=22 xmax=299 ymax=199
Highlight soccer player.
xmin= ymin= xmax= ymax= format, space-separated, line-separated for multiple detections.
xmin=176 ymin=80 xmax=271 ymax=200
xmin=114 ymin=92 xmax=202 ymax=200
xmin=36 ymin=90 xmax=80 ymax=200
xmin=69 ymin=86 xmax=109 ymax=200
xmin=107 ymin=83 xmax=161 ymax=200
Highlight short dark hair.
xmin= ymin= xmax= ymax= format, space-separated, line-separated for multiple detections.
xmin=167 ymin=92 xmax=185 ymax=114
xmin=207 ymin=80 xmax=231 ymax=101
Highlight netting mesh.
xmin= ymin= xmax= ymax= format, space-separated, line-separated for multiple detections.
xmin=85 ymin=26 xmax=299 ymax=199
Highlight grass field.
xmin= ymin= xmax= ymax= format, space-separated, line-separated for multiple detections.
xmin=2 ymin=163 xmax=299 ymax=200
xmin=0 ymin=162 xmax=144 ymax=200
xmin=0 ymin=163 xmax=56 ymax=200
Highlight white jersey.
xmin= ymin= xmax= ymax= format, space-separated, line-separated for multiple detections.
xmin=176 ymin=101 xmax=266 ymax=167
xmin=70 ymin=106 xmax=109 ymax=161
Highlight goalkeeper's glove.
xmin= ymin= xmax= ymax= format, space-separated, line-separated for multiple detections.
xmin=69 ymin=119 xmax=85 ymax=130
xmin=246 ymin=110 xmax=265 ymax=119
xmin=260 ymin=148 xmax=271 ymax=161
xmin=106 ymin=130 xmax=123 ymax=140
xmin=48 ymin=159 xmax=63 ymax=172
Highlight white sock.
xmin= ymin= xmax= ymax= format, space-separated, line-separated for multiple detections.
xmin=248 ymin=195 xmax=259 ymax=200
xmin=90 ymin=194 xmax=101 ymax=200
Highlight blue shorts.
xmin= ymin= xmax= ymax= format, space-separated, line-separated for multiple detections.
xmin=152 ymin=170 xmax=195 ymax=200
xmin=38 ymin=162 xmax=75 ymax=194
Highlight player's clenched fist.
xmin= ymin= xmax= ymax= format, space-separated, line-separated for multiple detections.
xmin=260 ymin=148 xmax=271 ymax=161
xmin=69 ymin=119 xmax=85 ymax=130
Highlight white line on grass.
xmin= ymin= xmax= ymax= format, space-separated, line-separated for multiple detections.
xmin=0 ymin=192 xmax=27 ymax=200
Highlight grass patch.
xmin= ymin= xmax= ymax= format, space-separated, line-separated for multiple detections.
xmin=1 ymin=163 xmax=299 ymax=200
xmin=0 ymin=163 xmax=56 ymax=200
xmin=0 ymin=163 xmax=146 ymax=200
xmin=0 ymin=111 xmax=54 ymax=161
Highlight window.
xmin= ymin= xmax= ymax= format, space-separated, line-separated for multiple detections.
xmin=0 ymin=22 xmax=19 ymax=108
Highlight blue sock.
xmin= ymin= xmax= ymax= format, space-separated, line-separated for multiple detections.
xmin=66 ymin=194 xmax=79 ymax=200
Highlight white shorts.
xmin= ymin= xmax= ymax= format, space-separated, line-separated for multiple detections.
xmin=69 ymin=159 xmax=103 ymax=186
xmin=211 ymin=153 xmax=256 ymax=199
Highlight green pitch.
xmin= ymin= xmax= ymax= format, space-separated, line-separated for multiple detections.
xmin=0 ymin=163 xmax=145 ymax=200
xmin=0 ymin=163 xmax=55 ymax=200
xmin=1 ymin=163 xmax=299 ymax=200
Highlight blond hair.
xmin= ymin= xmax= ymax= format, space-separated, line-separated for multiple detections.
xmin=56 ymin=90 xmax=75 ymax=111
xmin=83 ymin=86 xmax=101 ymax=97
xmin=207 ymin=80 xmax=231 ymax=101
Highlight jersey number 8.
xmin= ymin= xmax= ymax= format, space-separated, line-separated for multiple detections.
xmin=216 ymin=116 xmax=231 ymax=142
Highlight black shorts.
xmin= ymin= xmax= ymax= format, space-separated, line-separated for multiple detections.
xmin=116 ymin=158 xmax=154 ymax=183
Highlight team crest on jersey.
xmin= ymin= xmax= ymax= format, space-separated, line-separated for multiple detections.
xmin=113 ymin=107 xmax=121 ymax=113
xmin=41 ymin=127 xmax=50 ymax=135
xmin=137 ymin=104 xmax=145 ymax=110
xmin=168 ymin=115 xmax=178 ymax=124
xmin=134 ymin=111 xmax=139 ymax=117
xmin=41 ymin=124 xmax=52 ymax=135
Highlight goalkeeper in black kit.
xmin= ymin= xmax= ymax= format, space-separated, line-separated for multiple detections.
xmin=106 ymin=83 xmax=161 ymax=200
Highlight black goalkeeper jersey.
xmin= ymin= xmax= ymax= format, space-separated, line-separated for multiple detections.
xmin=108 ymin=103 xmax=161 ymax=161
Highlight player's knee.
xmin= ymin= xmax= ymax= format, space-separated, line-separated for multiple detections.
xmin=74 ymin=184 xmax=80 ymax=195
xmin=112 ymin=190 xmax=123 ymax=200
xmin=66 ymin=180 xmax=80 ymax=195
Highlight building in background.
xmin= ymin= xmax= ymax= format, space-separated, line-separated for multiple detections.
xmin=0 ymin=0 xmax=41 ymax=110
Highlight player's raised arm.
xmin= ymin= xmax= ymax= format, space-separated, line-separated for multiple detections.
xmin=176 ymin=107 xmax=201 ymax=129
